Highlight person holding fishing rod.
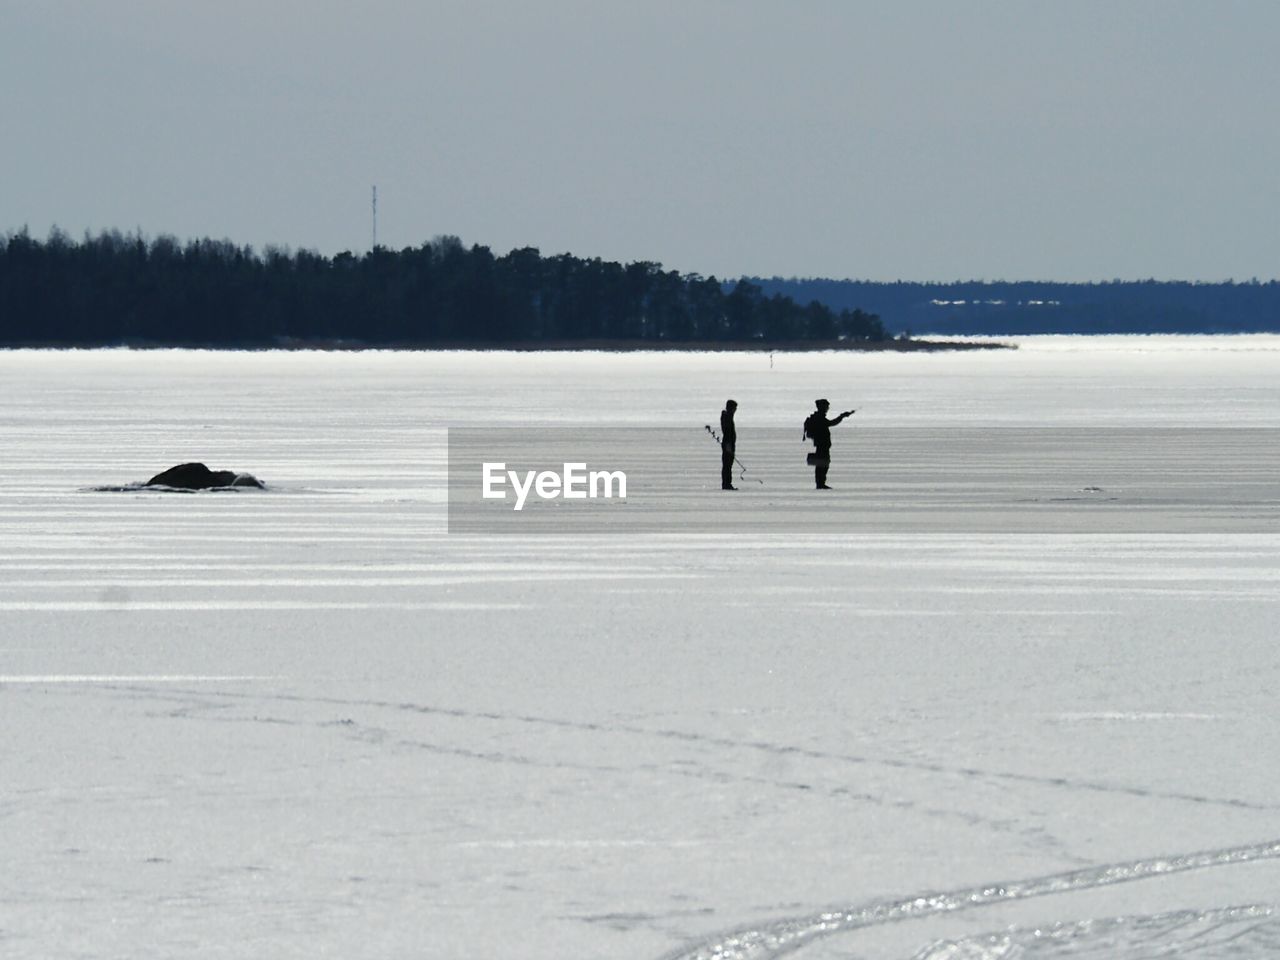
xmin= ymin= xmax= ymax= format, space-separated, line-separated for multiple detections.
xmin=705 ymin=400 xmax=762 ymax=489
xmin=719 ymin=399 xmax=738 ymax=490
xmin=803 ymin=398 xmax=855 ymax=489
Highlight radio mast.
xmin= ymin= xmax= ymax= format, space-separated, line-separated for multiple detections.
xmin=371 ymin=185 xmax=378 ymax=251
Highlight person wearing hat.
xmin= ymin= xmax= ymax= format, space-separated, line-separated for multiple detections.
xmin=803 ymin=398 xmax=855 ymax=489
xmin=720 ymin=399 xmax=738 ymax=490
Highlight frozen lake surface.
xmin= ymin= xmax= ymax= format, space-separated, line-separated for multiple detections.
xmin=2 ymin=336 xmax=1279 ymax=959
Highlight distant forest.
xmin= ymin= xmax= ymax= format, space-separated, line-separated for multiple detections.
xmin=0 ymin=229 xmax=885 ymax=348
xmin=753 ymin=278 xmax=1280 ymax=335
xmin=8 ymin=229 xmax=1274 ymax=347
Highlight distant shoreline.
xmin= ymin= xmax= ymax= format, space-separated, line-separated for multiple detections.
xmin=0 ymin=337 xmax=1013 ymax=353
xmin=449 ymin=338 xmax=1014 ymax=353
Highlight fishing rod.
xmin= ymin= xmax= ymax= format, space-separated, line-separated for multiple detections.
xmin=704 ymin=425 xmax=765 ymax=485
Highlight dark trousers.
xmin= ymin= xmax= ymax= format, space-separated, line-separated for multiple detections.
xmin=722 ymin=446 xmax=735 ymax=488
xmin=814 ymin=447 xmax=831 ymax=487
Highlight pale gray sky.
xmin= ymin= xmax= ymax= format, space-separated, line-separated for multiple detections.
xmin=3 ymin=1 xmax=1278 ymax=281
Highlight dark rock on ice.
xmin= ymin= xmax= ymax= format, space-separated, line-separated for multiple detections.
xmin=144 ymin=462 xmax=265 ymax=490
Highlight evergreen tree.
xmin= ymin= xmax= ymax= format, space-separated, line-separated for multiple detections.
xmin=0 ymin=228 xmax=886 ymax=347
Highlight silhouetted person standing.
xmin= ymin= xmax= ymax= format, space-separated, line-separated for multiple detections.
xmin=720 ymin=399 xmax=738 ymax=490
xmin=803 ymin=398 xmax=855 ymax=489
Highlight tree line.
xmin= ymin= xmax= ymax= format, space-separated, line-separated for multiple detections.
xmin=0 ymin=229 xmax=886 ymax=347
xmin=753 ymin=278 xmax=1280 ymax=335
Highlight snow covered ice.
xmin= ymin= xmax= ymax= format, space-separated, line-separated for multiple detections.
xmin=2 ymin=337 xmax=1279 ymax=959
